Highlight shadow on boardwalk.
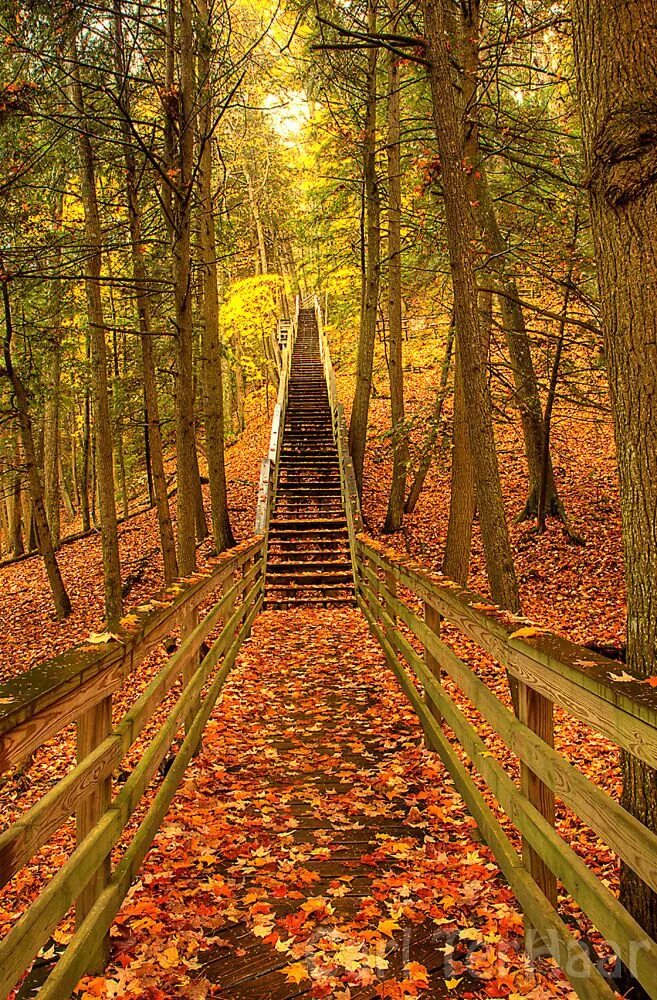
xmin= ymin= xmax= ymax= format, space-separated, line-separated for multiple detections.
xmin=81 ymin=609 xmax=573 ymax=999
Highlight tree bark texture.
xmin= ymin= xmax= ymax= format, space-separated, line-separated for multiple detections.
xmin=570 ymin=0 xmax=657 ymax=943
xmin=349 ymin=0 xmax=380 ymax=496
xmin=383 ymin=0 xmax=409 ymax=533
xmin=422 ymin=0 xmax=520 ymax=612
xmin=69 ymin=36 xmax=123 ymax=627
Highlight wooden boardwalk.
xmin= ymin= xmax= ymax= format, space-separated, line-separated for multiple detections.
xmin=92 ymin=608 xmax=566 ymax=998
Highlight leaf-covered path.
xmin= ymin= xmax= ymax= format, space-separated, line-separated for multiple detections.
xmin=83 ymin=609 xmax=575 ymax=999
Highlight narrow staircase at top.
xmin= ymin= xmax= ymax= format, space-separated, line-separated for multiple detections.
xmin=266 ymin=308 xmax=354 ymax=609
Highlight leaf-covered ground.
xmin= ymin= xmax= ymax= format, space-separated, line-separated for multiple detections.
xmin=0 ymin=401 xmax=272 ymax=683
xmin=72 ymin=609 xmax=577 ymax=1000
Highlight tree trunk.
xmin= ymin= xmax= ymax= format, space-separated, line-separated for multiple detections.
xmin=68 ymin=36 xmax=123 ymax=627
xmin=245 ymin=166 xmax=268 ymax=275
xmin=80 ymin=381 xmax=91 ymax=533
xmin=9 ymin=436 xmax=24 ymax=557
xmin=570 ymin=0 xmax=657 ymax=947
xmin=197 ymin=0 xmax=235 ymax=554
xmin=405 ymin=319 xmax=454 ymax=514
xmin=422 ymin=0 xmax=520 ymax=613
xmin=233 ymin=330 xmax=245 ymax=434
xmin=169 ymin=0 xmax=198 ymax=577
xmin=383 ymin=0 xmax=409 ymax=533
xmin=2 ymin=279 xmax=71 ymax=618
xmin=349 ymin=0 xmax=380 ymax=496
xmin=43 ymin=188 xmax=65 ymax=548
xmin=113 ymin=0 xmax=178 ymax=583
xmin=443 ymin=337 xmax=476 ymax=585
xmin=456 ymin=1 xmax=563 ymax=523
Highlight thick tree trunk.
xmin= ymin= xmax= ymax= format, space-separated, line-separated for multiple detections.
xmin=422 ymin=0 xmax=519 ymax=612
xmin=349 ymin=0 xmax=380 ymax=496
xmin=197 ymin=0 xmax=234 ymax=554
xmin=68 ymin=37 xmax=123 ymax=627
xmin=383 ymin=0 xmax=409 ymax=533
xmin=113 ymin=0 xmax=178 ymax=583
xmin=2 ymin=281 xmax=71 ymax=618
xmin=570 ymin=0 xmax=657 ymax=947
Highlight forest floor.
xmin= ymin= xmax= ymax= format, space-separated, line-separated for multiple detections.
xmin=0 ymin=351 xmax=627 ymax=998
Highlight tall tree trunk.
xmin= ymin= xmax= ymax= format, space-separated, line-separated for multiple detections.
xmin=9 ymin=435 xmax=24 ymax=556
xmin=245 ymin=166 xmax=268 ymax=275
xmin=80 ymin=380 xmax=91 ymax=533
xmin=168 ymin=0 xmax=198 ymax=577
xmin=197 ymin=0 xmax=234 ymax=553
xmin=405 ymin=320 xmax=454 ymax=514
xmin=383 ymin=0 xmax=409 ymax=533
xmin=113 ymin=0 xmax=178 ymax=583
xmin=233 ymin=330 xmax=246 ymax=434
xmin=456 ymin=1 xmax=563 ymax=523
xmin=422 ymin=0 xmax=519 ymax=612
xmin=2 ymin=278 xmax=71 ymax=618
xmin=570 ymin=0 xmax=657 ymax=947
xmin=68 ymin=36 xmax=123 ymax=627
xmin=349 ymin=0 xmax=380 ymax=496
xmin=443 ymin=337 xmax=476 ymax=585
xmin=43 ymin=187 xmax=65 ymax=548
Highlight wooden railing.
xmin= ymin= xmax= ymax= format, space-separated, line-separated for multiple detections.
xmin=354 ymin=535 xmax=657 ymax=1000
xmin=254 ymin=294 xmax=298 ymax=541
xmin=0 ymin=536 xmax=265 ymax=999
xmin=312 ymin=294 xmax=363 ymax=586
xmin=309 ymin=293 xmax=657 ymax=998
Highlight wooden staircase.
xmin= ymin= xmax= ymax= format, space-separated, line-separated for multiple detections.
xmin=265 ymin=308 xmax=355 ymax=608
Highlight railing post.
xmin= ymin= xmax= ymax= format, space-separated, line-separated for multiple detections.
xmin=423 ymin=601 xmax=442 ymax=735
xmin=384 ymin=569 xmax=397 ymax=668
xmin=518 ymin=681 xmax=557 ymax=952
xmin=76 ymin=695 xmax=112 ymax=971
xmin=181 ymin=606 xmax=201 ymax=751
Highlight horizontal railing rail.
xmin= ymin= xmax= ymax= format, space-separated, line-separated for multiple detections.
xmin=312 ymin=294 xmax=363 ymax=585
xmin=254 ymin=295 xmax=297 ymax=542
xmin=0 ymin=536 xmax=265 ymax=999
xmin=355 ymin=533 xmax=657 ymax=1000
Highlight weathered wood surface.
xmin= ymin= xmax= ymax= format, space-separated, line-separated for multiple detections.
xmin=356 ymin=545 xmax=657 ymax=999
xmin=358 ymin=591 xmax=617 ymax=1000
xmin=358 ymin=537 xmax=657 ymax=764
xmin=0 ymin=538 xmax=261 ymax=774
xmin=0 ymin=543 xmax=264 ymax=999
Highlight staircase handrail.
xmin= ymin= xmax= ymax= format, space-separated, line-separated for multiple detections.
xmin=255 ymin=308 xmax=296 ymax=540
xmin=312 ymin=296 xmax=363 ymax=586
xmin=0 ymin=536 xmax=265 ymax=997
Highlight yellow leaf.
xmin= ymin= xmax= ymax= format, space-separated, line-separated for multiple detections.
xmin=87 ymin=631 xmax=120 ymax=644
xmin=509 ymin=626 xmax=546 ymax=640
xmin=158 ymin=946 xmax=179 ymax=969
xmin=459 ymin=927 xmax=480 ymax=941
xmin=283 ymin=962 xmax=309 ymax=984
xmin=377 ymin=918 xmax=401 ymax=938
xmin=445 ymin=978 xmax=461 ymax=990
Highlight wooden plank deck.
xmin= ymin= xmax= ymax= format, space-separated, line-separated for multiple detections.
xmin=48 ymin=608 xmax=573 ymax=998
